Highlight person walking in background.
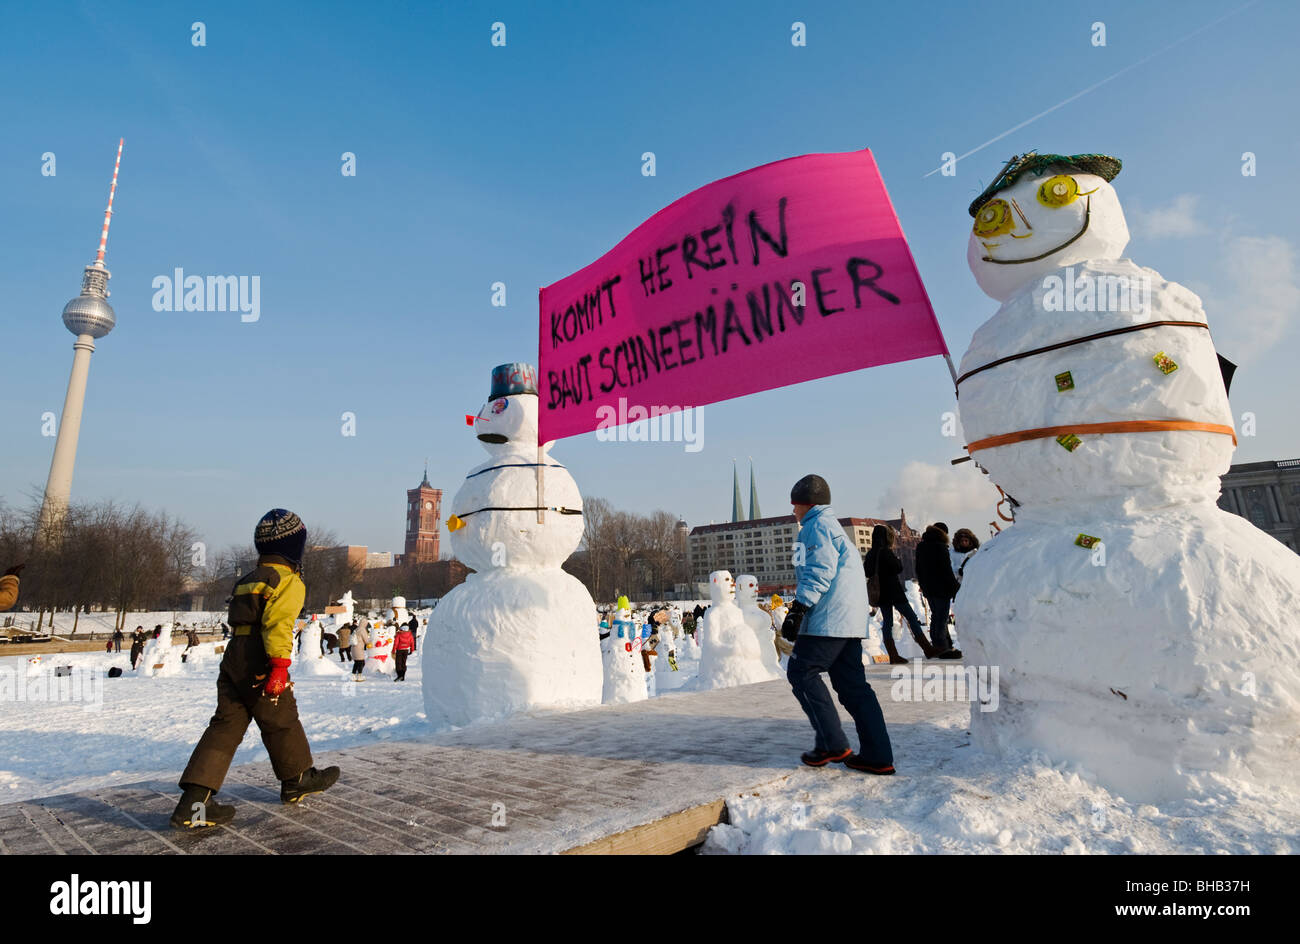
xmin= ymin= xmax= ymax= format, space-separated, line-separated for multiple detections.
xmin=337 ymin=621 xmax=353 ymax=663
xmin=393 ymin=622 xmax=415 ymax=681
xmin=112 ymin=628 xmax=124 ymax=653
xmin=171 ymin=509 xmax=339 ymax=828
xmin=406 ymin=613 xmax=419 ymax=652
xmin=864 ymin=524 xmax=938 ymax=663
xmin=914 ymin=522 xmax=962 ymax=659
xmin=0 ymin=563 xmax=23 ymax=611
xmin=129 ymin=628 xmax=146 ymax=671
xmin=948 ymin=528 xmax=981 ymax=646
xmin=350 ymin=620 xmax=370 ymax=680
xmin=781 ymin=474 xmax=895 ymax=775
xmin=950 ymin=528 xmax=980 ymax=587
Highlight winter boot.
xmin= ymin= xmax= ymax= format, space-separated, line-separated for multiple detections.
xmin=170 ymin=784 xmax=235 ymax=829
xmin=800 ymin=747 xmax=852 ymax=767
xmin=843 ymin=754 xmax=896 ymax=775
xmin=936 ymin=648 xmax=963 ymax=659
xmin=281 ymin=765 xmax=340 ymax=804
xmin=881 ymin=629 xmax=908 ymax=665
xmin=910 ymin=630 xmax=939 ymax=660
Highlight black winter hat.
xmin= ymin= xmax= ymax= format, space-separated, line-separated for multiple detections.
xmin=254 ymin=508 xmax=308 ymax=566
xmin=790 ymin=474 xmax=831 ymax=506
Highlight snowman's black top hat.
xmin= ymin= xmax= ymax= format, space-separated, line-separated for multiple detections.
xmin=489 ymin=362 xmax=538 ymax=400
xmin=969 ymin=152 xmax=1122 ymax=218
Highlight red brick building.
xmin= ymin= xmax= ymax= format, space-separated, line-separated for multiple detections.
xmin=402 ymin=467 xmax=442 ymax=565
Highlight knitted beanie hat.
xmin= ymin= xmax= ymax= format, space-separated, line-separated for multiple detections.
xmin=790 ymin=474 xmax=831 ymax=506
xmin=254 ymin=508 xmax=307 ymax=566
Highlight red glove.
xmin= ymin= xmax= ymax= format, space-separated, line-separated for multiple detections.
xmin=264 ymin=657 xmax=292 ymax=698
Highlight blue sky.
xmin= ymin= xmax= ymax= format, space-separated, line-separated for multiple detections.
xmin=2 ymin=0 xmax=1296 ymax=555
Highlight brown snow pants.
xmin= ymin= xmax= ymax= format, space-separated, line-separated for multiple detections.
xmin=179 ymin=633 xmax=312 ymax=793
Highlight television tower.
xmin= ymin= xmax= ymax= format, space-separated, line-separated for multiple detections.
xmin=37 ymin=139 xmax=123 ymax=537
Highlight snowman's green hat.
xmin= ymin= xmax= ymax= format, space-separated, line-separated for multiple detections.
xmin=489 ymin=362 xmax=538 ymax=400
xmin=969 ymin=152 xmax=1122 ymax=218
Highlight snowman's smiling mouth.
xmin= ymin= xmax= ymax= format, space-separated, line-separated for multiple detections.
xmin=982 ymin=196 xmax=1092 ymax=265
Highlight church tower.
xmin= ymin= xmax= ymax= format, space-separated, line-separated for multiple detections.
xmin=405 ymin=464 xmax=441 ymax=564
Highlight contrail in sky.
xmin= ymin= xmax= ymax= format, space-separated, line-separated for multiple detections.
xmin=923 ymin=0 xmax=1260 ymax=179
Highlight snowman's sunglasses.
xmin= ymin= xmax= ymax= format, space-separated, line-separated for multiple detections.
xmin=981 ymin=196 xmax=1092 ymax=265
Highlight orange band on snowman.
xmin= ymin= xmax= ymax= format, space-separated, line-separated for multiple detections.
xmin=966 ymin=419 xmax=1237 ymax=453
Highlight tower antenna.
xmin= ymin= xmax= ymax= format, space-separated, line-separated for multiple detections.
xmin=96 ymin=138 xmax=124 ymax=265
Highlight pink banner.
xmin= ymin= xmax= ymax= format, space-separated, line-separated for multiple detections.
xmin=538 ymin=149 xmax=947 ymax=443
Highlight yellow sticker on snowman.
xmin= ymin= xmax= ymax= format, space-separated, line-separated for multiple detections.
xmin=1056 ymin=433 xmax=1082 ymax=452
xmin=1153 ymin=351 xmax=1179 ymax=374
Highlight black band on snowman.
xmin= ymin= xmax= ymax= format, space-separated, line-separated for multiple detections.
xmin=453 ymin=506 xmax=583 ymax=520
xmin=465 ymin=462 xmax=567 ymax=480
xmin=956 ymin=320 xmax=1211 ymax=389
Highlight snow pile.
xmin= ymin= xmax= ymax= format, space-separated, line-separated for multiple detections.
xmin=955 ymin=164 xmax=1300 ymax=803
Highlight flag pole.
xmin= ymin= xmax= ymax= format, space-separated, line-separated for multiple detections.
xmin=537 ymin=441 xmax=545 ymax=523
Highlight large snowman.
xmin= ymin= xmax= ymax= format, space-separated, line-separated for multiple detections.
xmin=422 ymin=363 xmax=603 ymax=726
xmin=695 ymin=571 xmax=772 ymax=689
xmin=955 ymin=151 xmax=1300 ymax=802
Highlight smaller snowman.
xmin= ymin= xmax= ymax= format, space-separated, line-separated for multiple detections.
xmin=295 ymin=614 xmax=344 ymax=677
xmin=770 ymin=593 xmax=794 ymax=660
xmin=696 ymin=571 xmax=771 ymax=690
xmin=365 ymin=615 xmax=395 ymax=676
xmin=391 ymin=595 xmax=410 ymax=626
xmin=654 ymin=606 xmax=690 ymax=692
xmin=141 ymin=629 xmax=181 ymax=677
xmin=736 ymin=575 xmax=782 ymax=679
xmin=602 ymin=596 xmax=648 ymax=704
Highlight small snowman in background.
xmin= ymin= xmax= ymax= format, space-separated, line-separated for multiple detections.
xmin=363 ymin=614 xmax=394 ymax=676
xmin=653 ymin=607 xmax=686 ymax=690
xmin=956 ymin=151 xmax=1300 ymax=802
xmin=295 ymin=614 xmax=344 ymax=677
xmin=141 ymin=629 xmax=181 ymax=677
xmin=695 ymin=571 xmax=770 ymax=690
xmin=735 ymin=575 xmax=782 ymax=679
xmin=391 ymin=595 xmax=410 ymax=627
xmin=769 ymin=594 xmax=794 ymax=661
xmin=602 ymin=596 xmax=648 ymax=704
xmin=422 ymin=363 xmax=603 ymax=726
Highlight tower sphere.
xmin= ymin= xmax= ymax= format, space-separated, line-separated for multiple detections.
xmin=62 ymin=293 xmax=116 ymax=338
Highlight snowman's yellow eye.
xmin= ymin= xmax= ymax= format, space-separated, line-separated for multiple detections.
xmin=973 ymin=199 xmax=1014 ymax=237
xmin=1037 ymin=175 xmax=1081 ymax=208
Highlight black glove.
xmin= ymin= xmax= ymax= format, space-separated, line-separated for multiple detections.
xmin=780 ymin=600 xmax=808 ymax=642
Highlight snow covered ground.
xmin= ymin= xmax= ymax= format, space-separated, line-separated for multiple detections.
xmin=4 ymin=591 xmax=1297 ymax=854
xmin=0 ymin=644 xmax=429 ymax=803
xmin=702 ymin=697 xmax=1300 ymax=855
